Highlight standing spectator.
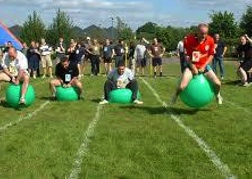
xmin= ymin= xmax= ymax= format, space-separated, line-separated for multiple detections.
xmin=114 ymin=39 xmax=125 ymax=67
xmin=40 ymin=38 xmax=53 ymax=78
xmin=76 ymin=42 xmax=85 ymax=77
xmin=27 ymin=41 xmax=40 ymax=79
xmin=3 ymin=41 xmax=13 ymax=53
xmin=128 ymin=41 xmax=135 ymax=71
xmin=21 ymin=42 xmax=28 ymax=56
xmin=148 ymin=38 xmax=165 ymax=78
xmin=86 ymin=39 xmax=101 ymax=76
xmin=236 ymin=34 xmax=252 ymax=86
xmin=176 ymin=38 xmax=186 ymax=73
xmin=35 ymin=41 xmax=41 ymax=77
xmin=134 ymin=39 xmax=147 ymax=76
xmin=212 ymin=33 xmax=227 ymax=80
xmin=55 ymin=37 xmax=66 ymax=64
xmin=67 ymin=38 xmax=78 ymax=65
xmin=103 ymin=38 xmax=114 ymax=75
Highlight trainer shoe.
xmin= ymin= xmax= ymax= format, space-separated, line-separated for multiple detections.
xmin=133 ymin=99 xmax=143 ymax=105
xmin=19 ymin=97 xmax=26 ymax=105
xmin=99 ymin=99 xmax=109 ymax=105
xmin=42 ymin=75 xmax=46 ymax=79
xmin=216 ymin=94 xmax=223 ymax=105
xmin=243 ymin=82 xmax=252 ymax=87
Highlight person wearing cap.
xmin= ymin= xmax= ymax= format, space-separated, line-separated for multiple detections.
xmin=99 ymin=61 xmax=143 ymax=105
xmin=49 ymin=56 xmax=83 ymax=100
xmin=170 ymin=23 xmax=223 ymax=105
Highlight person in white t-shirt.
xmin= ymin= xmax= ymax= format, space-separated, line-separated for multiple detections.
xmin=1 ymin=47 xmax=30 ymax=104
xmin=134 ymin=39 xmax=147 ymax=76
xmin=99 ymin=61 xmax=143 ymax=105
xmin=40 ymin=38 xmax=53 ymax=78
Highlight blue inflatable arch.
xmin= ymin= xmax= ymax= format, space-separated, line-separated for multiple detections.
xmin=0 ymin=21 xmax=22 ymax=50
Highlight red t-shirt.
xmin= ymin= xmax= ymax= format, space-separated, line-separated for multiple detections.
xmin=184 ymin=34 xmax=215 ymax=69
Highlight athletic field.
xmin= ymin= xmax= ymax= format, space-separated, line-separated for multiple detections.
xmin=0 ymin=60 xmax=251 ymax=178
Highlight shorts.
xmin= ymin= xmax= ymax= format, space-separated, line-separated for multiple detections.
xmin=240 ymin=60 xmax=252 ymax=72
xmin=136 ymin=57 xmax=146 ymax=67
xmin=204 ymin=65 xmax=212 ymax=73
xmin=185 ymin=63 xmax=212 ymax=73
xmin=41 ymin=55 xmax=52 ymax=68
xmin=104 ymin=56 xmax=112 ymax=63
xmin=152 ymin=57 xmax=162 ymax=67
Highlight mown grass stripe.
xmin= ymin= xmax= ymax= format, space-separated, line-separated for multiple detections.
xmin=69 ymin=104 xmax=103 ymax=179
xmin=140 ymin=77 xmax=236 ymax=179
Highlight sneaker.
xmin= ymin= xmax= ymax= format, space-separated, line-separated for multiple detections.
xmin=19 ymin=97 xmax=26 ymax=105
xmin=42 ymin=75 xmax=46 ymax=79
xmin=221 ymin=76 xmax=224 ymax=80
xmin=33 ymin=75 xmax=36 ymax=79
xmin=243 ymin=82 xmax=252 ymax=87
xmin=99 ymin=99 xmax=109 ymax=105
xmin=216 ymin=95 xmax=223 ymax=105
xmin=49 ymin=75 xmax=53 ymax=78
xmin=133 ymin=99 xmax=143 ymax=105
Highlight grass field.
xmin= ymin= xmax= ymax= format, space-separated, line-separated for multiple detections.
xmin=0 ymin=60 xmax=252 ymax=179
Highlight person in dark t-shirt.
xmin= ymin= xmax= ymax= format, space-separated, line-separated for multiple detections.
xmin=212 ymin=33 xmax=227 ymax=80
xmin=49 ymin=56 xmax=83 ymax=99
xmin=237 ymin=34 xmax=252 ymax=86
xmin=114 ymin=39 xmax=125 ymax=67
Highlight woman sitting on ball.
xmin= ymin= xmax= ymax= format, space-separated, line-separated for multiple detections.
xmin=170 ymin=23 xmax=223 ymax=105
xmin=49 ymin=56 xmax=83 ymax=100
xmin=99 ymin=61 xmax=143 ymax=105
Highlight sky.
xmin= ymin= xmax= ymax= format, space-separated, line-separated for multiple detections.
xmin=0 ymin=0 xmax=251 ymax=30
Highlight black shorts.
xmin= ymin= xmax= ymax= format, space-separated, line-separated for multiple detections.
xmin=104 ymin=56 xmax=112 ymax=63
xmin=136 ymin=58 xmax=147 ymax=67
xmin=240 ymin=60 xmax=252 ymax=71
xmin=152 ymin=57 xmax=162 ymax=67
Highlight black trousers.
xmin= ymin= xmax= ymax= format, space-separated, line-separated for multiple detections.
xmin=90 ymin=55 xmax=100 ymax=75
xmin=104 ymin=79 xmax=139 ymax=100
xmin=115 ymin=56 xmax=124 ymax=67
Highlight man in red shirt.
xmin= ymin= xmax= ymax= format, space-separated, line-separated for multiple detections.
xmin=170 ymin=23 xmax=223 ymax=105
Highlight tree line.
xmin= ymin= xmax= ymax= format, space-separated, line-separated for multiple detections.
xmin=20 ymin=6 xmax=252 ymax=56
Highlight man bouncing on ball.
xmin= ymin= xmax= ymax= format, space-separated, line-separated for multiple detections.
xmin=1 ymin=47 xmax=30 ymax=104
xmin=170 ymin=23 xmax=223 ymax=105
xmin=49 ymin=56 xmax=83 ymax=100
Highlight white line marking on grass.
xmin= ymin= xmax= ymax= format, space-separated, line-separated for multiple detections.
xmin=0 ymin=101 xmax=50 ymax=132
xmin=140 ymin=77 xmax=236 ymax=179
xmin=69 ymin=104 xmax=103 ymax=179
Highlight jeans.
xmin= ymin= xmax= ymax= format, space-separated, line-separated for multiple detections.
xmin=212 ymin=56 xmax=224 ymax=77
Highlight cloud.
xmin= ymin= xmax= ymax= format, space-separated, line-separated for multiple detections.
xmin=0 ymin=0 xmax=251 ymax=30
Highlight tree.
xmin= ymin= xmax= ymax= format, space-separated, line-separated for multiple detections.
xmin=47 ymin=8 xmax=74 ymax=46
xmin=116 ymin=16 xmax=134 ymax=40
xmin=208 ymin=11 xmax=238 ymax=39
xmin=136 ymin=22 xmax=157 ymax=39
xmin=240 ymin=6 xmax=252 ymax=36
xmin=20 ymin=11 xmax=46 ymax=43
